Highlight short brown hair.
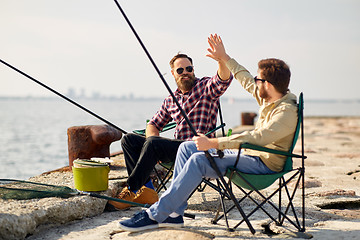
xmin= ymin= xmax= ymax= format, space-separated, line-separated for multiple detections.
xmin=258 ymin=58 xmax=291 ymax=95
xmin=169 ymin=53 xmax=193 ymax=69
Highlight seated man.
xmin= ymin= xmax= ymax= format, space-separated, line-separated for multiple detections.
xmin=108 ymin=52 xmax=232 ymax=209
xmin=117 ymin=34 xmax=298 ymax=231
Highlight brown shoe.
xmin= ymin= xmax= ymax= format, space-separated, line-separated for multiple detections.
xmin=133 ymin=186 xmax=159 ymax=205
xmin=108 ymin=187 xmax=136 ymax=210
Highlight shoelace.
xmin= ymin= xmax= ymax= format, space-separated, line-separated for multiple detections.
xmin=132 ymin=211 xmax=147 ymax=223
xmin=135 ymin=187 xmax=144 ymax=197
xmin=118 ymin=188 xmax=132 ymax=198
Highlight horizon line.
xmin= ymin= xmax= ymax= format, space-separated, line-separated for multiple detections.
xmin=0 ymin=95 xmax=359 ymax=103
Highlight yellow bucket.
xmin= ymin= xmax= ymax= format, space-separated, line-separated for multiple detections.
xmin=72 ymin=159 xmax=110 ymax=191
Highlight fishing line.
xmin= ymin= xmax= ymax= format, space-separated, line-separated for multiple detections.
xmin=0 ymin=59 xmax=127 ymax=134
xmin=112 ymin=0 xmax=196 ymax=135
xmin=112 ymin=0 xmax=255 ymax=233
xmin=0 ymin=179 xmax=195 ymax=219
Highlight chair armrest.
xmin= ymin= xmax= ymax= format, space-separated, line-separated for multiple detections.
xmin=133 ymin=129 xmax=146 ymax=135
xmin=133 ymin=122 xmax=225 ymax=137
xmin=205 ymin=123 xmax=226 ymax=136
xmin=161 ymin=122 xmax=177 ymax=132
xmin=240 ymin=142 xmax=305 ymax=159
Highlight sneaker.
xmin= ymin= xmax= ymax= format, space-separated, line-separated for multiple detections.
xmin=133 ymin=186 xmax=159 ymax=205
xmin=118 ymin=210 xmax=159 ymax=232
xmin=159 ymin=215 xmax=184 ymax=228
xmin=108 ymin=187 xmax=136 ymax=210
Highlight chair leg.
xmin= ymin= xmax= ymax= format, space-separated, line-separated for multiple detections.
xmin=260 ymin=172 xmax=303 ymax=231
xmin=258 ymin=173 xmax=303 ymax=230
xmin=226 ymin=169 xmax=304 ymax=232
xmin=279 ymin=171 xmax=304 ymax=231
xmin=278 ymin=177 xmax=282 ymax=224
xmin=211 ymin=179 xmax=235 ymax=232
xmin=211 ymin=201 xmax=223 ymax=224
xmin=196 ymin=181 xmax=207 ymax=192
xmin=212 ymin=175 xmax=256 ymax=233
xmin=154 ymin=164 xmax=174 ymax=193
xmin=153 ymin=167 xmax=166 ymax=192
xmin=301 ymin=167 xmax=306 ymax=232
xmin=204 ymin=152 xmax=256 ymax=234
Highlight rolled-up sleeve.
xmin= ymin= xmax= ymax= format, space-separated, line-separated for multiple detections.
xmin=204 ymin=73 xmax=233 ymax=99
xmin=148 ymin=99 xmax=172 ymax=131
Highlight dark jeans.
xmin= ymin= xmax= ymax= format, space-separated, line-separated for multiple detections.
xmin=121 ymin=133 xmax=184 ymax=191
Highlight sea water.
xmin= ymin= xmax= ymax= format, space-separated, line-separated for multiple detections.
xmin=0 ymin=97 xmax=359 ymax=180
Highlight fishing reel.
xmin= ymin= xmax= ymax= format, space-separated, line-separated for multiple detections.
xmin=217 ymin=150 xmax=224 ymax=158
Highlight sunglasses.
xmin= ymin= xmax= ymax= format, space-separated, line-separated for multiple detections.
xmin=254 ymin=76 xmax=267 ymax=83
xmin=176 ymin=66 xmax=193 ymax=74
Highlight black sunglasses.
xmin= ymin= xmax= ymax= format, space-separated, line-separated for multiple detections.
xmin=254 ymin=76 xmax=267 ymax=83
xmin=176 ymin=66 xmax=193 ymax=74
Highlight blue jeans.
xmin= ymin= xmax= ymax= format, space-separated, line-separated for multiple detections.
xmin=149 ymin=141 xmax=276 ymax=223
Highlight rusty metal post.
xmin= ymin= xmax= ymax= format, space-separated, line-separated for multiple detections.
xmin=241 ymin=112 xmax=257 ymax=125
xmin=67 ymin=125 xmax=122 ymax=167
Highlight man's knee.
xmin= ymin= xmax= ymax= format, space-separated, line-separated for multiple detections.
xmin=142 ymin=136 xmax=165 ymax=151
xmin=120 ymin=133 xmax=128 ymax=146
xmin=178 ymin=141 xmax=197 ymax=156
xmin=145 ymin=135 xmax=162 ymax=144
xmin=177 ymin=141 xmax=187 ymax=153
xmin=190 ymin=152 xmax=220 ymax=178
xmin=121 ymin=133 xmax=142 ymax=147
xmin=191 ymin=152 xmax=206 ymax=162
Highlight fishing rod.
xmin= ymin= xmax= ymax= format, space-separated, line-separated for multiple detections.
xmin=0 ymin=59 xmax=127 ymax=135
xmin=112 ymin=0 xmax=255 ymax=233
xmin=112 ymin=0 xmax=196 ymax=135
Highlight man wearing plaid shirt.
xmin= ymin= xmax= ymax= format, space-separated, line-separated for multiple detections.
xmin=108 ymin=52 xmax=232 ymax=210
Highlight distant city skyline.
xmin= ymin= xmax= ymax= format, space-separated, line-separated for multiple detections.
xmin=1 ymin=87 xmax=359 ymax=103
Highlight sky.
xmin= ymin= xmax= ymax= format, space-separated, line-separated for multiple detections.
xmin=1 ymin=0 xmax=359 ymax=100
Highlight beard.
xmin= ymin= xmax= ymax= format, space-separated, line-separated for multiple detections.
xmin=259 ymin=86 xmax=269 ymax=99
xmin=176 ymin=74 xmax=196 ymax=92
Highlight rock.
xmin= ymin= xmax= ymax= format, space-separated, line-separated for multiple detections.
xmin=310 ymin=189 xmax=356 ymax=197
xmin=335 ymin=153 xmax=360 ymax=159
xmin=303 ymin=180 xmax=323 ymax=188
xmin=325 ymin=209 xmax=360 ymax=219
xmin=290 ymin=179 xmax=322 ymax=189
xmin=0 ymin=172 xmax=115 ymax=240
xmin=0 ymin=193 xmax=107 ymax=240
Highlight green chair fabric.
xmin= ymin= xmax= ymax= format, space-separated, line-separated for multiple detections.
xmin=133 ymin=121 xmax=177 ymax=136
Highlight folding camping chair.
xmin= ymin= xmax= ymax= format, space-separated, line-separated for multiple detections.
xmin=152 ymin=102 xmax=229 ymax=194
xmin=211 ymin=92 xmax=306 ymax=233
xmin=133 ymin=101 xmax=229 ymax=194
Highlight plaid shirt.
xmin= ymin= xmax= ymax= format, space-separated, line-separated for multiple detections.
xmin=149 ymin=74 xmax=232 ymax=140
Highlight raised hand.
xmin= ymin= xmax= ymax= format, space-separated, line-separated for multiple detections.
xmin=206 ymin=34 xmax=230 ymax=63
